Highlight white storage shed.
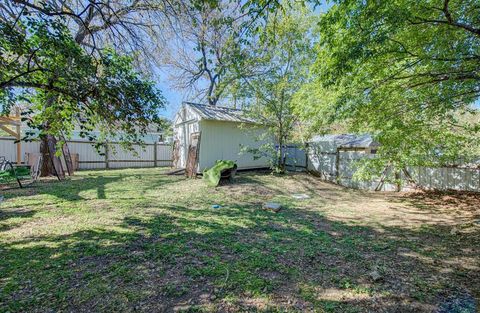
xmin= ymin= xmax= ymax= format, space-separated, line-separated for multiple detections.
xmin=173 ymin=102 xmax=270 ymax=173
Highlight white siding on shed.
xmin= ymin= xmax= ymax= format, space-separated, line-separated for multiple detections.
xmin=198 ymin=120 xmax=269 ymax=171
xmin=172 ymin=103 xmax=271 ymax=172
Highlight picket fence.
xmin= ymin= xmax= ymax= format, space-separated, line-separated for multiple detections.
xmin=0 ymin=137 xmax=173 ymax=170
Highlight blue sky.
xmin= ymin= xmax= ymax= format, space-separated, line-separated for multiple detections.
xmin=155 ymin=1 xmax=333 ymax=120
xmin=156 ymin=79 xmax=181 ymax=119
xmin=155 ymin=1 xmax=479 ymax=120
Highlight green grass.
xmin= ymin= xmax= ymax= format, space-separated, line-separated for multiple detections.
xmin=0 ymin=168 xmax=478 ymax=312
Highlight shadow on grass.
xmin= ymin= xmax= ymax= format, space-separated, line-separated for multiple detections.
xmin=0 ymin=209 xmax=36 ymax=232
xmin=394 ymin=190 xmax=480 ymax=221
xmin=1 ymin=199 xmax=478 ymax=312
xmin=1 ymin=170 xmax=182 ymax=203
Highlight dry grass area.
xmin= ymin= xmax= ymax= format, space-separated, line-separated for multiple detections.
xmin=0 ymin=168 xmax=479 ymax=312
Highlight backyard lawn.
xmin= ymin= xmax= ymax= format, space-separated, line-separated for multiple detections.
xmin=0 ymin=168 xmax=478 ymax=312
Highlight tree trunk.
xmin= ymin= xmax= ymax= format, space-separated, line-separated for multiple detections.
xmin=40 ymin=134 xmax=65 ymax=180
xmin=40 ymin=136 xmax=55 ymax=177
xmin=277 ymin=134 xmax=286 ymax=174
xmin=38 ymin=95 xmax=67 ymax=180
xmin=277 ymin=121 xmax=286 ymax=173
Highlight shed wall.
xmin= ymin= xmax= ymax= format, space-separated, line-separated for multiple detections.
xmin=198 ymin=120 xmax=269 ymax=171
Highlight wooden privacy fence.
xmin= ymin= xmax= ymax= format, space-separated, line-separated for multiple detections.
xmin=285 ymin=144 xmax=480 ymax=192
xmin=310 ymin=147 xmax=480 ymax=192
xmin=0 ymin=137 xmax=173 ymax=170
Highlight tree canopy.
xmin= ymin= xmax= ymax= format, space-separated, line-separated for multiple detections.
xmin=2 ymin=0 xmax=479 ymax=177
xmin=0 ymin=1 xmax=165 ymax=144
xmin=295 ymin=0 xmax=480 ymax=174
xmin=237 ymin=4 xmax=316 ymax=172
xmin=162 ymin=0 xmax=283 ymax=106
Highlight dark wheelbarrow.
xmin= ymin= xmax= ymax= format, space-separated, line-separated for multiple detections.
xmin=220 ymin=164 xmax=238 ymax=183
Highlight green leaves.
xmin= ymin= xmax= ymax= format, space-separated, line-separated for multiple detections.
xmin=0 ymin=7 xmax=165 ymax=146
xmin=299 ymin=0 xmax=480 ymax=173
xmin=237 ymin=4 xmax=316 ymax=172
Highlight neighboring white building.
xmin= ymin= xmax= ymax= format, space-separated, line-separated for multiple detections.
xmin=6 ymin=124 xmax=167 ymax=144
xmin=173 ymin=102 xmax=270 ymax=172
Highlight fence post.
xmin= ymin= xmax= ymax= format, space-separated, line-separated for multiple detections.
xmin=305 ymin=143 xmax=309 ymax=170
xmin=335 ymin=148 xmax=340 ymax=183
xmin=292 ymin=146 xmax=296 ymax=172
xmin=15 ymin=107 xmax=21 ymax=164
xmin=153 ymin=142 xmax=157 ymax=167
xmin=104 ymin=142 xmax=109 ymax=169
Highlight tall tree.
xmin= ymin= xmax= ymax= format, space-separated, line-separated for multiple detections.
xmin=162 ymin=0 xmax=282 ymax=106
xmin=0 ymin=1 xmax=166 ymax=175
xmin=296 ymin=0 xmax=480 ymax=177
xmin=238 ymin=4 xmax=316 ymax=172
xmin=5 ymin=0 xmax=176 ymax=68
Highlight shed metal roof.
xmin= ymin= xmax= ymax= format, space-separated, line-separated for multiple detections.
xmin=184 ymin=102 xmax=255 ymax=123
xmin=311 ymin=134 xmax=379 ymax=148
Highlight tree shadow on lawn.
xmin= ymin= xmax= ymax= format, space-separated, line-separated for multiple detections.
xmin=229 ymin=172 xmax=369 ymax=207
xmin=0 ymin=171 xmax=183 ymax=236
xmin=1 ymin=201 xmax=478 ymax=312
xmin=0 ymin=208 xmax=36 ymax=232
xmin=394 ymin=190 xmax=480 ymax=224
xmin=1 ymin=170 xmax=181 ymax=203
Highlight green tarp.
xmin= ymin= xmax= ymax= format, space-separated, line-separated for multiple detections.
xmin=203 ymin=160 xmax=236 ymax=187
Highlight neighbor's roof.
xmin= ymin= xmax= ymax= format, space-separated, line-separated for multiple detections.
xmin=311 ymin=134 xmax=379 ymax=148
xmin=184 ymin=102 xmax=255 ymax=123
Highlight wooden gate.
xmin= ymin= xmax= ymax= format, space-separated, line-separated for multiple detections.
xmin=185 ymin=132 xmax=201 ymax=178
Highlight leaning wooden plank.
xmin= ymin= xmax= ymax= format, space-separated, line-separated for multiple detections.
xmin=375 ymin=165 xmax=390 ymax=191
xmin=185 ymin=132 xmax=201 ymax=178
xmin=166 ymin=168 xmax=185 ymax=175
xmin=61 ymin=135 xmax=74 ymax=176
xmin=46 ymin=135 xmax=65 ymax=180
xmin=402 ymin=167 xmax=416 ymax=184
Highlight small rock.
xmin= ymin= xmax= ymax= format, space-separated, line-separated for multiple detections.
xmin=292 ymin=193 xmax=310 ymax=200
xmin=173 ymin=305 xmax=191 ymax=312
xmin=450 ymin=227 xmax=459 ymax=235
xmin=263 ymin=202 xmax=282 ymax=212
xmin=397 ymin=247 xmax=410 ymax=254
xmin=199 ymin=293 xmax=209 ymax=300
xmin=369 ymin=270 xmax=383 ymax=282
